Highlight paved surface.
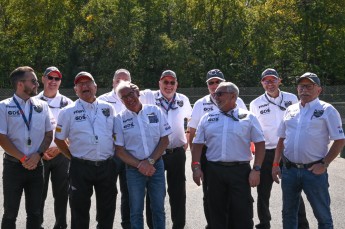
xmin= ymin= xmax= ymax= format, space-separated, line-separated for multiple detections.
xmin=0 ymin=147 xmax=345 ymax=228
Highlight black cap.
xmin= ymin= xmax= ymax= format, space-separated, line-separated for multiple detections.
xmin=261 ymin=68 xmax=279 ymax=80
xmin=206 ymin=69 xmax=225 ymax=82
xmin=297 ymin=72 xmax=321 ymax=86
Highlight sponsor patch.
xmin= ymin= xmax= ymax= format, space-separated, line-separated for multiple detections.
xmin=56 ymin=127 xmax=62 ymax=133
xmin=147 ymin=113 xmax=159 ymax=123
xmin=102 ymin=108 xmax=110 ymax=117
xmin=33 ymin=105 xmax=43 ymax=113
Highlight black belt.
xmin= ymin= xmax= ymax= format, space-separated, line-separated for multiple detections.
xmin=165 ymin=146 xmax=184 ymax=154
xmin=266 ymin=149 xmax=276 ymax=153
xmin=71 ymin=157 xmax=112 ymax=167
xmin=284 ymin=159 xmax=323 ymax=169
xmin=4 ymin=153 xmax=21 ymax=163
xmin=209 ymin=161 xmax=250 ymax=167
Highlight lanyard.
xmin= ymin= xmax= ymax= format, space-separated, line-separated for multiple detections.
xmin=13 ymin=96 xmax=33 ymax=131
xmin=159 ymin=93 xmax=177 ymax=113
xmin=264 ymin=93 xmax=286 ymax=111
xmin=221 ymin=110 xmax=239 ymax=121
xmin=79 ymin=100 xmax=99 ymax=139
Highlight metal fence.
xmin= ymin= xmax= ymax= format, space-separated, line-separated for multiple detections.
xmin=1 ymin=86 xmax=344 ymax=122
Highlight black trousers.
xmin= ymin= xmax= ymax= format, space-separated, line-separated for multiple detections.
xmin=113 ymin=156 xmax=131 ymax=229
xmin=256 ymin=149 xmax=310 ymax=229
xmin=207 ymin=162 xmax=254 ymax=229
xmin=146 ymin=146 xmax=186 ymax=229
xmin=69 ymin=157 xmax=117 ymax=229
xmin=40 ymin=153 xmax=69 ymax=229
xmin=2 ymin=157 xmax=44 ymax=229
xmin=200 ymin=146 xmax=211 ymax=229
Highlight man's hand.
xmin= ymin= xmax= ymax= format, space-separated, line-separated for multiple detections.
xmin=272 ymin=166 xmax=281 ymax=184
xmin=249 ymin=170 xmax=260 ymax=187
xmin=308 ymin=163 xmax=327 ymax=175
xmin=192 ymin=167 xmax=203 ymax=186
xmin=43 ymin=147 xmax=60 ymax=160
xmin=22 ymin=153 xmax=41 ymax=170
xmin=137 ymin=160 xmax=156 ymax=176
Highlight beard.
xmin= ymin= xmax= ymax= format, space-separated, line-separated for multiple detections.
xmin=24 ymin=85 xmax=37 ymax=97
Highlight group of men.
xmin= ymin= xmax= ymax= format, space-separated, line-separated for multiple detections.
xmin=0 ymin=65 xmax=344 ymax=229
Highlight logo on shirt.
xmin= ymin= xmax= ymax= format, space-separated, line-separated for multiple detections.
xmin=33 ymin=105 xmax=43 ymax=113
xmin=102 ymin=108 xmax=110 ymax=117
xmin=7 ymin=109 xmax=20 ymax=116
xmin=56 ymin=124 xmax=62 ymax=133
xmin=258 ymin=103 xmax=269 ymax=109
xmin=147 ymin=113 xmax=159 ymax=123
xmin=204 ymin=107 xmax=213 ymax=112
xmin=311 ymin=109 xmax=324 ymax=119
xmin=164 ymin=123 xmax=171 ymax=131
xmin=207 ymin=115 xmax=219 ymax=122
xmin=177 ymin=100 xmax=184 ymax=107
xmin=284 ymin=101 xmax=292 ymax=108
xmin=238 ymin=113 xmax=248 ymax=119
xmin=123 ymin=122 xmax=134 ymax=129
xmin=338 ymin=126 xmax=344 ymax=134
xmin=260 ymin=108 xmax=270 ymax=115
xmin=75 ymin=114 xmax=86 ymax=121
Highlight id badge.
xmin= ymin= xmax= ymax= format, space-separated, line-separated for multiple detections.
xmin=27 ymin=138 xmax=32 ymax=147
xmin=92 ymin=135 xmax=99 ymax=144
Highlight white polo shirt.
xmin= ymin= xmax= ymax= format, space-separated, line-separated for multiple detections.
xmin=98 ymin=90 xmax=126 ymax=113
xmin=35 ymin=91 xmax=73 ymax=147
xmin=114 ymin=104 xmax=172 ymax=160
xmin=0 ymin=94 xmax=54 ymax=156
xmin=193 ymin=107 xmax=265 ymax=162
xmin=55 ymin=99 xmax=116 ymax=161
xmin=188 ymin=94 xmax=247 ymax=129
xmin=250 ymin=91 xmax=298 ymax=149
xmin=278 ymin=98 xmax=345 ymax=164
xmin=140 ymin=89 xmax=192 ymax=148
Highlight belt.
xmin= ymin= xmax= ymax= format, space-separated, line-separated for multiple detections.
xmin=284 ymin=159 xmax=323 ymax=169
xmin=266 ymin=148 xmax=276 ymax=153
xmin=4 ymin=153 xmax=21 ymax=163
xmin=209 ymin=161 xmax=250 ymax=167
xmin=71 ymin=157 xmax=112 ymax=166
xmin=165 ymin=146 xmax=184 ymax=154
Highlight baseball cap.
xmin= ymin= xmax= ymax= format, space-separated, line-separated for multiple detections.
xmin=44 ymin=66 xmax=62 ymax=78
xmin=74 ymin=71 xmax=95 ymax=84
xmin=206 ymin=69 xmax=225 ymax=82
xmin=297 ymin=72 xmax=321 ymax=86
xmin=261 ymin=68 xmax=279 ymax=80
xmin=160 ymin=70 xmax=177 ymax=80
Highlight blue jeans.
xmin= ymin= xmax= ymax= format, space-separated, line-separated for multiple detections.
xmin=126 ymin=159 xmax=166 ymax=229
xmin=281 ymin=166 xmax=333 ymax=229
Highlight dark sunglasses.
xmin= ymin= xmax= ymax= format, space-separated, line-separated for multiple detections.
xmin=21 ymin=79 xmax=39 ymax=84
xmin=212 ymin=91 xmax=231 ymax=97
xmin=163 ymin=80 xmax=176 ymax=86
xmin=46 ymin=75 xmax=61 ymax=81
xmin=207 ymin=80 xmax=221 ymax=86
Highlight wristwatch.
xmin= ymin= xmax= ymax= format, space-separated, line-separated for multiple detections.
xmin=253 ymin=165 xmax=261 ymax=172
xmin=321 ymin=159 xmax=329 ymax=168
xmin=147 ymin=157 xmax=155 ymax=165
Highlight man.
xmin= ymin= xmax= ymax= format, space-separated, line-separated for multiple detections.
xmin=0 ymin=66 xmax=54 ymax=228
xmin=192 ymin=82 xmax=265 ymax=229
xmin=187 ymin=69 xmax=247 ymax=229
xmin=140 ymin=70 xmax=192 ymax=229
xmin=250 ymin=68 xmax=309 ymax=229
xmin=35 ymin=66 xmax=73 ymax=229
xmin=98 ymin=68 xmax=131 ymax=229
xmin=114 ymin=81 xmax=172 ymax=229
xmin=272 ymin=72 xmax=345 ymax=228
xmin=54 ymin=71 xmax=117 ymax=229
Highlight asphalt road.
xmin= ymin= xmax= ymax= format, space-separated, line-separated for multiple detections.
xmin=0 ymin=147 xmax=345 ymax=228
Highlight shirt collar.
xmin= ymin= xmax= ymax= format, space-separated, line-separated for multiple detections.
xmin=299 ymin=97 xmax=319 ymax=109
xmin=265 ymin=90 xmax=282 ymax=101
xmin=13 ymin=93 xmax=31 ymax=105
xmin=38 ymin=91 xmax=62 ymax=107
xmin=79 ymin=98 xmax=98 ymax=109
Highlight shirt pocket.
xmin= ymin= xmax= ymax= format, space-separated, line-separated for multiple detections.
xmin=31 ymin=113 xmax=45 ymax=132
xmin=307 ymin=118 xmax=324 ymax=137
xmin=234 ymin=120 xmax=251 ymax=137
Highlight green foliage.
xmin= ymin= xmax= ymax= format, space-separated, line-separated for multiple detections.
xmin=1 ymin=0 xmax=345 ymax=89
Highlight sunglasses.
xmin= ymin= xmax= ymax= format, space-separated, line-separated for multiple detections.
xmin=21 ymin=79 xmax=39 ymax=84
xmin=163 ymin=80 xmax=176 ymax=86
xmin=212 ymin=91 xmax=231 ymax=97
xmin=46 ymin=75 xmax=61 ymax=81
xmin=297 ymin=84 xmax=315 ymax=90
xmin=207 ymin=80 xmax=221 ymax=86
xmin=262 ymin=79 xmax=278 ymax=85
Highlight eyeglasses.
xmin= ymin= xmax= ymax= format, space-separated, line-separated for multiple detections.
xmin=21 ymin=79 xmax=39 ymax=84
xmin=212 ymin=91 xmax=232 ymax=97
xmin=297 ymin=84 xmax=315 ymax=90
xmin=76 ymin=81 xmax=94 ymax=87
xmin=262 ymin=79 xmax=279 ymax=85
xmin=120 ymin=91 xmax=136 ymax=100
xmin=207 ymin=80 xmax=221 ymax=86
xmin=46 ymin=75 xmax=61 ymax=81
xmin=162 ymin=80 xmax=176 ymax=86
